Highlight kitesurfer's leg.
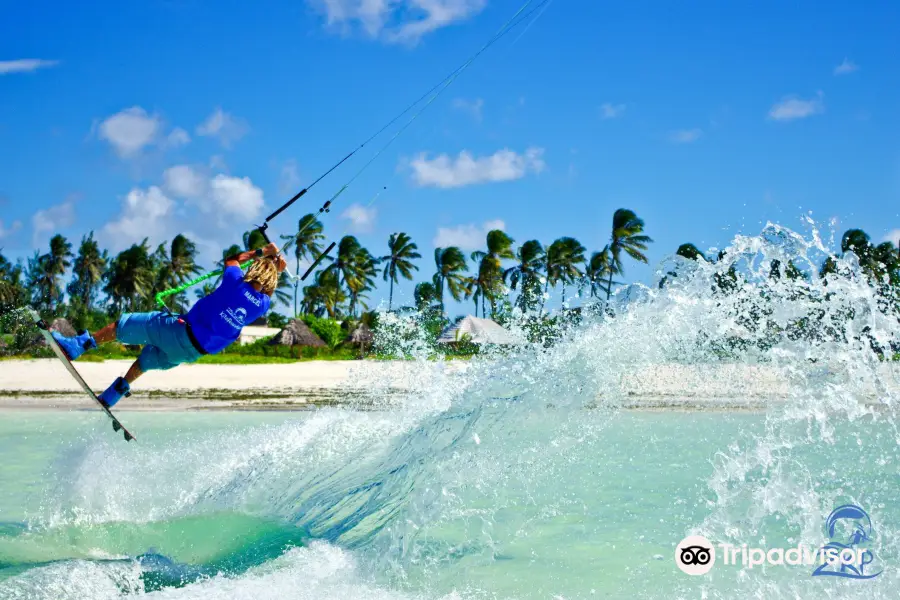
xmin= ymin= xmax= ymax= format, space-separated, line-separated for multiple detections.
xmin=98 ymin=359 xmax=143 ymax=408
xmin=92 ymin=321 xmax=118 ymax=344
xmin=98 ymin=341 xmax=184 ymax=407
xmin=124 ymin=360 xmax=144 ymax=384
xmin=98 ymin=359 xmax=144 ymax=408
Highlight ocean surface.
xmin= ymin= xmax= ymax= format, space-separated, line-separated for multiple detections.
xmin=1 ymin=223 xmax=898 ymax=599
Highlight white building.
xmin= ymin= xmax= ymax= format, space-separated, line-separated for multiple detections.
xmin=238 ymin=318 xmax=282 ymax=345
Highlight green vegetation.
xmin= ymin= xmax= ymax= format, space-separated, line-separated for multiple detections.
xmin=3 ymin=207 xmax=898 ymax=363
xmin=301 ymin=315 xmax=344 ymax=349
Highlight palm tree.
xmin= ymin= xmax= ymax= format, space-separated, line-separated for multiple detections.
xmin=413 ymin=281 xmax=439 ymax=312
xmin=347 ymin=248 xmax=377 ymax=317
xmin=872 ymin=241 xmax=900 ymax=286
xmin=0 ymin=252 xmax=26 ymax=308
xmin=543 ymin=237 xmax=586 ymax=307
xmin=504 ymin=240 xmax=545 ymax=312
xmin=473 ymin=230 xmax=515 ymax=316
xmin=24 ymin=252 xmax=50 ymax=310
xmin=195 ymin=282 xmax=216 ymax=300
xmin=380 ymin=232 xmax=421 ymax=311
xmin=303 ymin=270 xmax=346 ymax=318
xmin=155 ymin=234 xmax=203 ymax=312
xmin=466 ymin=253 xmax=492 ymax=317
xmin=841 ymin=229 xmax=871 ymax=257
xmin=433 ymin=247 xmax=468 ymax=315
xmin=243 ymin=229 xmax=268 ymax=251
xmin=273 ymin=271 xmax=294 ymax=309
xmin=68 ymin=232 xmax=108 ymax=311
xmin=323 ymin=236 xmax=376 ymax=317
xmin=281 ymin=213 xmax=325 ymax=316
xmin=48 ymin=234 xmax=74 ymax=276
xmin=222 ymin=244 xmax=243 ymax=262
xmin=676 ymin=243 xmax=705 ymax=261
xmin=606 ymin=208 xmax=653 ymax=300
xmin=585 ymin=246 xmax=616 ymax=299
xmin=104 ymin=240 xmax=156 ymax=315
xmin=29 ymin=234 xmax=74 ymax=310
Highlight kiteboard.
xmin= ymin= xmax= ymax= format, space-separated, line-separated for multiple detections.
xmin=27 ymin=308 xmax=136 ymax=442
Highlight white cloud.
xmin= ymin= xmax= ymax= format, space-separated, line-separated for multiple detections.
xmin=834 ymin=58 xmax=859 ymax=75
xmin=767 ymin=92 xmax=825 ymax=121
xmin=883 ymin=229 xmax=900 ymax=246
xmin=0 ymin=219 xmax=22 ymax=240
xmin=279 ymin=159 xmax=301 ymax=196
xmin=209 ymin=155 xmax=228 ymax=171
xmin=452 ymin=97 xmax=484 ymax=122
xmin=163 ymin=165 xmax=207 ymax=199
xmin=433 ymin=219 xmax=505 ymax=250
xmin=165 ymin=127 xmax=191 ymax=148
xmin=340 ymin=203 xmax=377 ymax=233
xmin=0 ymin=59 xmax=59 ymax=75
xmin=196 ymin=108 xmax=248 ymax=148
xmin=409 ymin=147 xmax=545 ymax=188
xmin=98 ymin=106 xmax=161 ymax=157
xmin=207 ymin=174 xmax=264 ymax=221
xmin=310 ymin=0 xmax=486 ymax=44
xmin=102 ymin=186 xmax=174 ymax=250
xmin=668 ymin=128 xmax=702 ymax=144
xmin=600 ymin=102 xmax=626 ymax=119
xmin=32 ymin=200 xmax=75 ymax=247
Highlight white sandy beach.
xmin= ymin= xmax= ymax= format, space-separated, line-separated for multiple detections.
xmin=0 ymin=359 xmax=408 ymax=411
xmin=0 ymin=359 xmax=897 ymax=411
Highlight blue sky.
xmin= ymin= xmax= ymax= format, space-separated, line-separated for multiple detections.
xmin=1 ymin=0 xmax=898 ymax=315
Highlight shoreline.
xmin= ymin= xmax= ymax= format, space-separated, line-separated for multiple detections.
xmin=0 ymin=359 xmax=896 ymax=413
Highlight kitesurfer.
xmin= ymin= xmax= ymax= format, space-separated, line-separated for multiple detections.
xmin=51 ymin=243 xmax=287 ymax=407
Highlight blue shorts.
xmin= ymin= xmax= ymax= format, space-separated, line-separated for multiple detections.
xmin=116 ymin=312 xmax=202 ymax=372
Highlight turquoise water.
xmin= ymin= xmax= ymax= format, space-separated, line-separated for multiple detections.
xmin=0 ymin=409 xmax=756 ymax=598
xmin=1 ymin=223 xmax=899 ymax=599
xmin=0 ymin=406 xmax=897 ymax=599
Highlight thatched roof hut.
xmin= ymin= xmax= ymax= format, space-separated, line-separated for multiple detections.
xmin=438 ymin=316 xmax=525 ymax=346
xmin=348 ymin=323 xmax=374 ymax=345
xmin=268 ymin=319 xmax=326 ymax=347
xmin=50 ymin=318 xmax=76 ymax=338
xmin=30 ymin=317 xmax=76 ymax=349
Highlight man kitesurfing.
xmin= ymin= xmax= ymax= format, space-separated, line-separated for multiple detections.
xmin=50 ymin=243 xmax=287 ymax=407
xmin=35 ymin=0 xmax=550 ymax=435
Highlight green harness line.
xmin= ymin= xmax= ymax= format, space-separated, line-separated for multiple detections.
xmin=154 ymin=260 xmax=254 ymax=310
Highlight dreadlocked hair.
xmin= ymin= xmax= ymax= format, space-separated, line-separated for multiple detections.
xmin=244 ymin=257 xmax=279 ymax=295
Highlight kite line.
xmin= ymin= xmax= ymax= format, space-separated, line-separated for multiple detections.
xmin=155 ymin=0 xmax=554 ymax=307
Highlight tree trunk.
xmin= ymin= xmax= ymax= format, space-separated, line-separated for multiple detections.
xmin=388 ymin=276 xmax=394 ymax=312
xmin=606 ymin=269 xmax=613 ymax=301
xmin=294 ymin=261 xmax=301 ymax=316
xmin=539 ymin=275 xmax=550 ymax=315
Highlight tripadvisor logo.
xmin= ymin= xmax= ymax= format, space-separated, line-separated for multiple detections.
xmin=675 ymin=535 xmax=715 ymax=575
xmin=675 ymin=504 xmax=882 ymax=579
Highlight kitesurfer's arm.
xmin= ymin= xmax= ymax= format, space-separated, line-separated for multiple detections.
xmin=224 ymin=243 xmax=282 ymax=268
xmin=274 ymin=254 xmax=287 ymax=273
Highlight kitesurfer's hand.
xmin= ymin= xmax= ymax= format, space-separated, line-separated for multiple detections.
xmin=262 ymin=242 xmax=280 ymax=257
xmin=274 ymin=254 xmax=288 ymax=273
